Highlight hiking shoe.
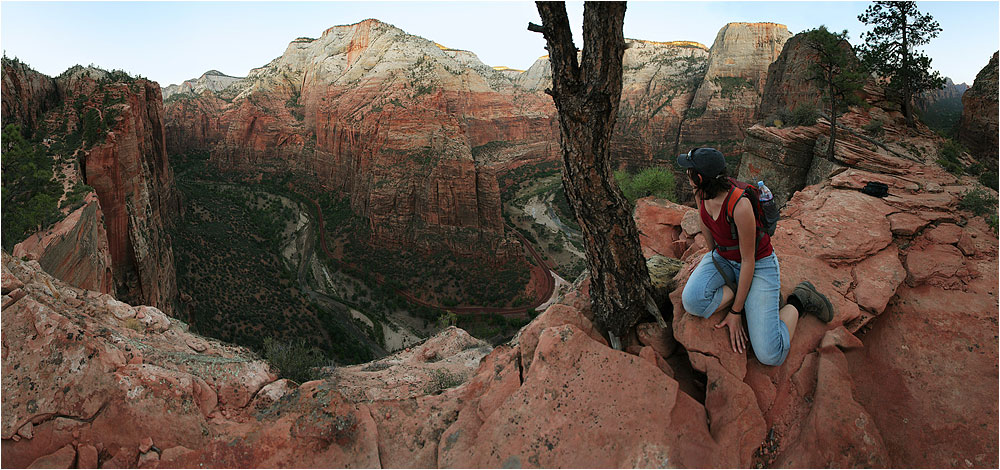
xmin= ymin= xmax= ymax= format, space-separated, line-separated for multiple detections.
xmin=792 ymin=281 xmax=835 ymax=323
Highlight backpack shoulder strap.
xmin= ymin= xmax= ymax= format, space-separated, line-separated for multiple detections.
xmin=725 ymin=186 xmax=745 ymax=221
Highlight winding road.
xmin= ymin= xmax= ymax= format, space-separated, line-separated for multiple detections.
xmin=293 ymin=208 xmax=388 ymax=357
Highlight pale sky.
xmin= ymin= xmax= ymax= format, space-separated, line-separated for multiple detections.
xmin=1 ymin=1 xmax=997 ymax=88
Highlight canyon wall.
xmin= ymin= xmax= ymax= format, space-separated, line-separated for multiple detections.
xmin=12 ymin=194 xmax=114 ymax=295
xmin=1 ymin=61 xmax=179 ymax=313
xmin=165 ymin=19 xmax=558 ymax=258
xmin=164 ymin=21 xmax=795 ymax=256
xmin=0 ymin=57 xmax=60 ymax=134
xmin=679 ymin=23 xmax=791 ymax=153
xmin=958 ymin=52 xmax=999 ymax=169
xmin=161 ymin=70 xmax=242 ymax=101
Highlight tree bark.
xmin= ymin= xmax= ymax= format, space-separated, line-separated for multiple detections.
xmin=901 ymin=5 xmax=914 ymax=126
xmin=828 ymin=82 xmax=837 ymax=160
xmin=531 ymin=1 xmax=664 ymax=348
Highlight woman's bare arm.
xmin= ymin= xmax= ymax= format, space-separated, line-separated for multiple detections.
xmin=731 ymin=197 xmax=757 ymax=312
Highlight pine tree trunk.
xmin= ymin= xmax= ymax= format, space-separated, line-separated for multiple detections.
xmin=901 ymin=7 xmax=915 ymax=126
xmin=828 ymin=86 xmax=837 ymax=160
xmin=531 ymin=1 xmax=662 ymax=347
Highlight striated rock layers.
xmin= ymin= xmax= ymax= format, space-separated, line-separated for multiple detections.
xmin=4 ymin=109 xmax=997 ymax=467
xmin=680 ymin=23 xmax=791 ymax=152
xmin=737 ymin=31 xmax=966 ymax=208
xmin=2 ymin=62 xmax=180 ymax=313
xmin=958 ymin=51 xmax=999 ymax=168
xmin=165 ymin=19 xmax=557 ymax=257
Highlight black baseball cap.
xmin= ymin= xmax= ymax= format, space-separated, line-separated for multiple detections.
xmin=677 ymin=148 xmax=726 ymax=178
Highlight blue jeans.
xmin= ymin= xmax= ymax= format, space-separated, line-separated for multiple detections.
xmin=681 ymin=251 xmax=790 ymax=366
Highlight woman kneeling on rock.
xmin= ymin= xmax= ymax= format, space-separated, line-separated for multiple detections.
xmin=677 ymin=148 xmax=833 ymax=366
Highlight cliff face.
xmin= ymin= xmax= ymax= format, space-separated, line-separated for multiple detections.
xmin=164 ymin=21 xmax=789 ymax=256
xmin=613 ymin=40 xmax=709 ymax=166
xmin=4 ymin=120 xmax=996 ymax=466
xmin=165 ymin=19 xmax=557 ymax=256
xmin=958 ymin=52 xmax=999 ymax=167
xmin=2 ymin=62 xmax=179 ymax=313
xmin=756 ymin=32 xmax=827 ymax=121
xmin=0 ymin=58 xmax=60 ymax=133
xmin=66 ymin=73 xmax=181 ymax=312
xmin=915 ymin=77 xmax=968 ymax=112
xmin=680 ymin=23 xmax=791 ymax=149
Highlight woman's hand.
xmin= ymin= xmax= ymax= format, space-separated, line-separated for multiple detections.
xmin=714 ymin=312 xmax=747 ymax=354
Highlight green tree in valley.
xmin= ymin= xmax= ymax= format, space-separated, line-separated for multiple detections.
xmin=1 ymin=124 xmax=62 ymax=250
xmin=803 ymin=26 xmax=868 ymax=159
xmin=613 ymin=167 xmax=677 ymax=204
xmin=857 ymin=1 xmax=946 ymax=127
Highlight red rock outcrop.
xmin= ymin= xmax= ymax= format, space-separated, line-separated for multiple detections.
xmin=958 ymin=51 xmax=999 ymax=168
xmin=1 ymin=57 xmax=59 ymax=133
xmin=680 ymin=23 xmax=791 ymax=151
xmin=12 ymin=193 xmax=114 ymax=295
xmin=643 ymin=122 xmax=997 ymax=467
xmin=57 ymin=68 xmax=180 ymax=312
xmin=3 ymin=62 xmax=180 ymax=313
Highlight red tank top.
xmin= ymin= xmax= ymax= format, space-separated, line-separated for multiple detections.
xmin=699 ymin=190 xmax=774 ymax=262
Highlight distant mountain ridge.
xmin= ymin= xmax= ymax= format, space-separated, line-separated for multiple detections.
xmin=162 ymin=69 xmax=242 ymax=100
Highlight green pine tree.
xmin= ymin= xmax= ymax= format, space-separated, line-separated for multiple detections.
xmin=802 ymin=26 xmax=869 ymax=159
xmin=857 ymin=1 xmax=946 ymax=127
xmin=1 ymin=124 xmax=62 ymax=250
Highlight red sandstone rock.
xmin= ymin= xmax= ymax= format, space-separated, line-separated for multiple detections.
xmin=138 ymin=437 xmax=153 ymax=453
xmin=12 ymin=194 xmax=114 ymax=295
xmin=958 ymin=52 xmax=998 ymax=169
xmin=27 ymin=444 xmax=76 ymax=469
xmin=846 ymin=283 xmax=999 ymax=467
xmin=638 ymin=346 xmax=675 ymax=377
xmin=1 ymin=57 xmax=59 ymax=131
xmin=77 ymin=444 xmax=99 ymax=469
xmin=925 ymin=223 xmax=963 ymax=245
xmin=165 ymin=20 xmax=554 ymax=257
xmin=783 ymin=189 xmax=894 ymax=263
xmin=904 ymin=243 xmax=966 ymax=287
xmin=888 ymin=212 xmax=929 ymax=236
xmin=778 ymin=328 xmax=888 ymax=467
xmin=634 ymin=198 xmax=691 ymax=259
xmin=636 ymin=322 xmax=677 ymax=359
xmin=5 ymin=62 xmax=179 ymax=314
xmin=518 ymin=303 xmax=607 ymax=374
xmin=851 ymin=245 xmax=906 ymax=314
xmin=446 ymin=325 xmax=727 ymax=468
